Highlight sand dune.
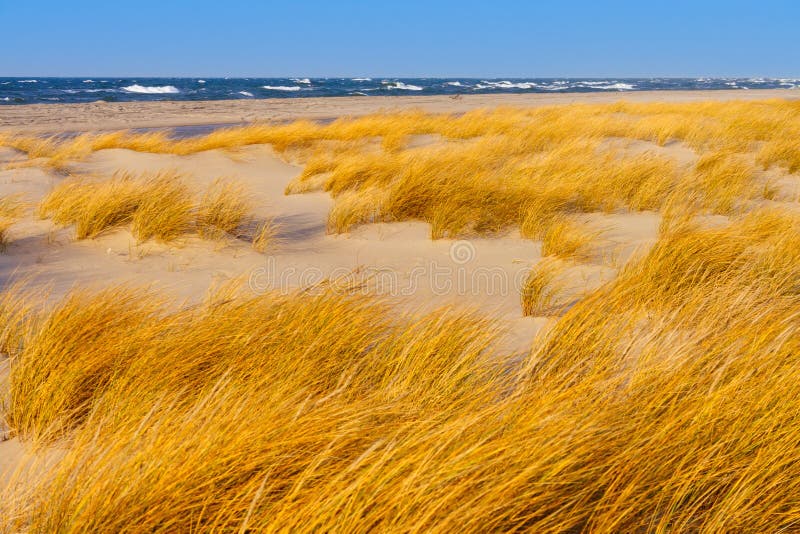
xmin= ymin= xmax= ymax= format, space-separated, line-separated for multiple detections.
xmin=2 ymin=97 xmax=800 ymax=530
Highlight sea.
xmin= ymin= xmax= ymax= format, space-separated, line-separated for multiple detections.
xmin=1 ymin=78 xmax=797 ymax=105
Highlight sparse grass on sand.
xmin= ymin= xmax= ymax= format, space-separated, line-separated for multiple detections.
xmin=250 ymin=218 xmax=280 ymax=253
xmin=6 ymin=99 xmax=800 ymax=238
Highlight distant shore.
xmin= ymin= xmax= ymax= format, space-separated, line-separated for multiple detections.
xmin=1 ymin=89 xmax=798 ymax=134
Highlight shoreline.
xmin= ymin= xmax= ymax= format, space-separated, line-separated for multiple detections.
xmin=1 ymin=89 xmax=798 ymax=134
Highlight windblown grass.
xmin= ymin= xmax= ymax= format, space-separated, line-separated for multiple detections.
xmin=2 ymin=102 xmax=800 ymax=530
xmin=0 ymin=194 xmax=26 ymax=252
xmin=38 ymin=172 xmax=253 ymax=243
xmin=130 ymin=175 xmax=194 ymax=242
xmin=520 ymin=257 xmax=566 ymax=316
xmin=1 ymin=207 xmax=799 ymax=530
xmin=251 ymin=217 xmax=280 ymax=253
xmin=196 ymin=178 xmax=251 ymax=239
xmin=5 ymin=100 xmax=800 ymax=237
xmin=540 ymin=216 xmax=599 ymax=260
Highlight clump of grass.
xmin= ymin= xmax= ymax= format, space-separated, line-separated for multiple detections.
xmin=691 ymin=150 xmax=756 ymax=214
xmin=197 ymin=178 xmax=251 ymax=239
xmin=521 ymin=257 xmax=566 ymax=316
xmin=519 ymin=198 xmax=566 ymax=240
xmin=541 ymin=217 xmax=598 ymax=260
xmin=326 ymin=187 xmax=387 ymax=234
xmin=0 ymin=194 xmax=26 ymax=252
xmin=251 ymin=218 xmax=280 ymax=253
xmin=39 ymin=172 xmax=258 ymax=244
xmin=6 ymin=286 xmax=167 ymax=443
xmin=756 ymin=138 xmax=800 ymax=173
xmin=130 ymin=173 xmax=194 ymax=243
xmin=40 ymin=172 xmax=148 ymax=239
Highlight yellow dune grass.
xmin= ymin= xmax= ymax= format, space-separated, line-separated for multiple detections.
xmin=1 ymin=207 xmax=799 ymax=531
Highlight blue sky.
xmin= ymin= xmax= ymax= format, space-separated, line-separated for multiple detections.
xmin=2 ymin=0 xmax=798 ymax=77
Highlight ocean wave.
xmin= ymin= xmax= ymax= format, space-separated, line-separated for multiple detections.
xmin=198 ymin=80 xmax=206 ymax=84
xmin=475 ymin=81 xmax=537 ymax=90
xmin=63 ymin=88 xmax=113 ymax=94
xmin=445 ymin=81 xmax=465 ymax=87
xmin=594 ymin=82 xmax=635 ymax=90
xmin=352 ymin=77 xmax=372 ymax=81
xmin=0 ymin=97 xmax=10 ymax=101
xmin=292 ymin=78 xmax=312 ymax=84
xmin=350 ymin=91 xmax=369 ymax=96
xmin=576 ymin=81 xmax=613 ymax=86
xmin=122 ymin=84 xmax=180 ymax=94
xmin=19 ymin=79 xmax=38 ymax=83
xmin=237 ymin=91 xmax=254 ymax=97
xmin=383 ymin=81 xmax=423 ymax=91
xmin=262 ymin=85 xmax=301 ymax=91
xmin=83 ymin=80 xmax=95 ymax=83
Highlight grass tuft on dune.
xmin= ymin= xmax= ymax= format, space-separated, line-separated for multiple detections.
xmin=39 ymin=171 xmax=256 ymax=244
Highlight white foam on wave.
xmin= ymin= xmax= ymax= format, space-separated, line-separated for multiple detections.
xmin=0 ymin=97 xmax=10 ymax=101
xmin=350 ymin=91 xmax=369 ymax=96
xmin=238 ymin=91 xmax=254 ymax=97
xmin=292 ymin=78 xmax=311 ymax=84
xmin=445 ymin=81 xmax=464 ymax=87
xmin=594 ymin=82 xmax=635 ymax=90
xmin=474 ymin=80 xmax=537 ymax=90
xmin=19 ymin=79 xmax=38 ymax=83
xmin=262 ymin=85 xmax=301 ymax=91
xmin=83 ymin=79 xmax=95 ymax=83
xmin=64 ymin=88 xmax=114 ymax=94
xmin=198 ymin=80 xmax=206 ymax=84
xmin=352 ymin=77 xmax=372 ymax=81
xmin=383 ymin=81 xmax=423 ymax=91
xmin=577 ymin=81 xmax=612 ymax=86
xmin=122 ymin=84 xmax=180 ymax=94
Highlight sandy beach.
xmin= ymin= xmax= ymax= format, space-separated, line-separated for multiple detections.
xmin=1 ymin=89 xmax=798 ymax=134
